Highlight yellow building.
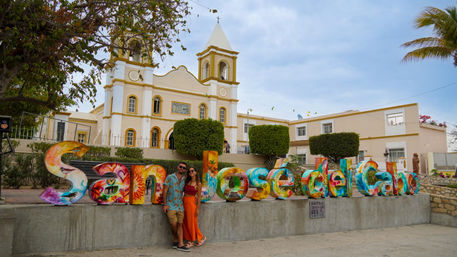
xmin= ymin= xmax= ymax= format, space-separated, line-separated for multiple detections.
xmin=58 ymin=23 xmax=446 ymax=172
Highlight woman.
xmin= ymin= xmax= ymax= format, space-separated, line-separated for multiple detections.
xmin=183 ymin=167 xmax=206 ymax=247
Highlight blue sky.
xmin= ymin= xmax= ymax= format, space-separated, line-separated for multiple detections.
xmin=76 ymin=0 xmax=456 ymax=145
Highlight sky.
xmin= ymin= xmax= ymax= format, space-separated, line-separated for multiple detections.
xmin=74 ymin=0 xmax=457 ymax=148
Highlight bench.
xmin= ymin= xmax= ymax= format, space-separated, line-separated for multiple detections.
xmin=69 ymin=160 xmax=154 ymax=194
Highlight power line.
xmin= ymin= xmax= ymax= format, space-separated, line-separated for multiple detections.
xmin=364 ymin=80 xmax=457 ymax=111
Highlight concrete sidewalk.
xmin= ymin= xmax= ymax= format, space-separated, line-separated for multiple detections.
xmin=17 ymin=224 xmax=457 ymax=257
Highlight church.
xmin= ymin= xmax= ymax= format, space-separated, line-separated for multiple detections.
xmin=51 ymin=23 xmax=446 ymax=172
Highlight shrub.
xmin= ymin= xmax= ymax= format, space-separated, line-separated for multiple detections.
xmin=309 ymin=132 xmax=359 ymax=164
xmin=174 ymin=118 xmax=224 ymax=159
xmin=85 ymin=146 xmax=111 ymax=158
xmin=249 ymin=125 xmax=289 ymax=169
xmin=249 ymin=125 xmax=289 ymax=156
xmin=115 ymin=147 xmax=143 ymax=159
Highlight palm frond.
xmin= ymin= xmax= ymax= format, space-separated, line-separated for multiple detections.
xmin=402 ymin=46 xmax=453 ymax=63
xmin=401 ymin=37 xmax=444 ymax=48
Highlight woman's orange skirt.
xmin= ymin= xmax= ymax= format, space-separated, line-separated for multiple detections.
xmin=183 ymin=195 xmax=204 ymax=242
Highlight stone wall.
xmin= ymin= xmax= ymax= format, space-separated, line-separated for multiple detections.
xmin=420 ymin=184 xmax=457 ymax=198
xmin=420 ymin=183 xmax=457 ymax=227
xmin=418 ymin=175 xmax=457 ymax=185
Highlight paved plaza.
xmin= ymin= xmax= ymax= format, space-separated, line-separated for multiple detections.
xmin=15 ymin=224 xmax=457 ymax=257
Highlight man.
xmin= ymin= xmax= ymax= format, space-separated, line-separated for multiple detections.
xmin=412 ymin=153 xmax=420 ymax=174
xmin=162 ymin=161 xmax=190 ymax=252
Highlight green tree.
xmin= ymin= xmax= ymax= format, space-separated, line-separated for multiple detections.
xmin=173 ymin=118 xmax=224 ymax=159
xmin=0 ymin=0 xmax=191 ymax=122
xmin=309 ymin=132 xmax=359 ymax=164
xmin=248 ymin=125 xmax=290 ymax=169
xmin=402 ymin=6 xmax=457 ymax=66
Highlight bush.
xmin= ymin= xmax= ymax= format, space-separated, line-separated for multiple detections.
xmin=249 ymin=125 xmax=289 ymax=156
xmin=27 ymin=142 xmax=61 ymax=188
xmin=249 ymin=125 xmax=289 ymax=170
xmin=85 ymin=146 xmax=111 ymax=158
xmin=309 ymin=132 xmax=359 ymax=164
xmin=2 ymin=154 xmax=28 ymax=188
xmin=115 ymin=147 xmax=143 ymax=159
xmin=174 ymin=118 xmax=224 ymax=159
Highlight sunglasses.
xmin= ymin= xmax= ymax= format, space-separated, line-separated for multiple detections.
xmin=189 ymin=169 xmax=197 ymax=173
xmin=178 ymin=165 xmax=187 ymax=169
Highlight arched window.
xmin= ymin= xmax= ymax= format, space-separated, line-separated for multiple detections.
xmin=199 ymin=104 xmax=207 ymax=119
xmin=203 ymin=62 xmax=209 ymax=79
xmin=168 ymin=132 xmax=175 ymax=150
xmin=128 ymin=95 xmax=136 ymax=113
xmin=153 ymin=96 xmax=161 ymax=114
xmin=151 ymin=127 xmax=160 ymax=148
xmin=125 ymin=129 xmax=136 ymax=147
xmin=219 ymin=107 xmax=226 ymax=123
xmin=219 ymin=62 xmax=228 ymax=80
xmin=129 ymin=41 xmax=141 ymax=63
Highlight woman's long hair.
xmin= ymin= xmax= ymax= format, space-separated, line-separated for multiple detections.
xmin=185 ymin=166 xmax=200 ymax=185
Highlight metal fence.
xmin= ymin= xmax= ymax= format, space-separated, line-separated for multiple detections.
xmin=433 ymin=152 xmax=457 ymax=170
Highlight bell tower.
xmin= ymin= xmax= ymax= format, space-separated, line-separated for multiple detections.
xmin=197 ymin=23 xmax=239 ymax=84
xmin=196 ymin=22 xmax=239 ymax=153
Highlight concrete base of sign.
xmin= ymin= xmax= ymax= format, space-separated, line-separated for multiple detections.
xmin=0 ymin=194 xmax=431 ymax=255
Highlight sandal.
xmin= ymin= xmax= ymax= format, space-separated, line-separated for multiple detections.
xmin=195 ymin=237 xmax=206 ymax=247
xmin=185 ymin=242 xmax=194 ymax=248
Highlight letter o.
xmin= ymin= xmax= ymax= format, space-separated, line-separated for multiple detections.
xmin=216 ymin=167 xmax=249 ymax=202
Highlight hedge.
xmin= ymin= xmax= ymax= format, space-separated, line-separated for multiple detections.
xmin=309 ymin=132 xmax=359 ymax=164
xmin=248 ymin=125 xmax=290 ymax=156
xmin=174 ymin=118 xmax=224 ymax=159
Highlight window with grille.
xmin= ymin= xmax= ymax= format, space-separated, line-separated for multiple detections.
xmin=244 ymin=123 xmax=254 ymax=133
xmin=128 ymin=96 xmax=136 ymax=113
xmin=151 ymin=128 xmax=159 ymax=147
xmin=153 ymin=97 xmax=161 ymax=114
xmin=388 ymin=148 xmax=405 ymax=162
xmin=297 ymin=154 xmax=306 ymax=165
xmin=297 ymin=126 xmax=306 ymax=136
xmin=126 ymin=130 xmax=135 ymax=146
xmin=220 ymin=108 xmax=226 ymax=123
xmin=386 ymin=113 xmax=404 ymax=126
xmin=322 ymin=123 xmax=333 ymax=134
xmin=77 ymin=133 xmax=86 ymax=143
xmin=199 ymin=104 xmax=206 ymax=119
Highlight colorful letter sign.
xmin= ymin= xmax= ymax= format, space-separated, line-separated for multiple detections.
xmin=40 ymin=141 xmax=89 ymax=205
xmin=130 ymin=165 xmax=167 ymax=205
xmin=39 ymin=142 xmax=421 ymax=205
xmin=201 ymin=151 xmax=218 ymax=202
xmin=216 ymin=167 xmax=249 ymax=202
xmin=89 ymin=162 xmax=130 ymax=204
xmin=246 ymin=167 xmax=270 ymax=201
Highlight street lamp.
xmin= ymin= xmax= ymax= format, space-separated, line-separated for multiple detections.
xmin=245 ymin=109 xmax=253 ymax=154
xmin=384 ymin=149 xmax=389 ymax=162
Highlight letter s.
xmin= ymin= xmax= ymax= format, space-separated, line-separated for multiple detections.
xmin=39 ymin=141 xmax=89 ymax=205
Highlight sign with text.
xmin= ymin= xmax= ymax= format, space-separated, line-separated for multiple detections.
xmin=309 ymin=199 xmax=326 ymax=219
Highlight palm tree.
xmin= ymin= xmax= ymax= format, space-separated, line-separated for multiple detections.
xmin=402 ymin=6 xmax=457 ymax=66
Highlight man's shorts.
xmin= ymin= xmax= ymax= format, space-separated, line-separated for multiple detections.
xmin=167 ymin=210 xmax=184 ymax=224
